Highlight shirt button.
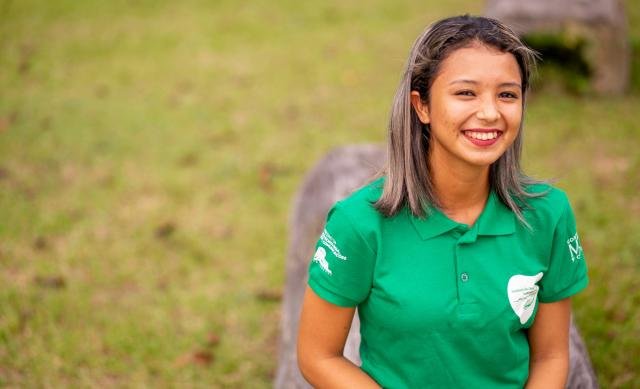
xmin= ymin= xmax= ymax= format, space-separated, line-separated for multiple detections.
xmin=460 ymin=273 xmax=469 ymax=282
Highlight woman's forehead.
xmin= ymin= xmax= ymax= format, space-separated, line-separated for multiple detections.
xmin=435 ymin=43 xmax=521 ymax=85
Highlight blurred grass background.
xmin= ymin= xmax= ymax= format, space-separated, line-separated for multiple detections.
xmin=1 ymin=0 xmax=639 ymax=387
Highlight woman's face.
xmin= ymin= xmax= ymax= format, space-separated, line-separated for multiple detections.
xmin=412 ymin=42 xmax=523 ymax=172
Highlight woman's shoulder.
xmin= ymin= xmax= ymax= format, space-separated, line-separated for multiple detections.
xmin=520 ymin=182 xmax=573 ymax=225
xmin=332 ymin=177 xmax=385 ymax=224
xmin=523 ymin=182 xmax=570 ymax=205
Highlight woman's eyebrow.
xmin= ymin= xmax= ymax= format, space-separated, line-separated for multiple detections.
xmin=449 ymin=79 xmax=522 ymax=88
xmin=449 ymin=79 xmax=478 ymax=85
xmin=499 ymin=82 xmax=522 ymax=88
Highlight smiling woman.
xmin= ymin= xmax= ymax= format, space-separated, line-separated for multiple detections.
xmin=297 ymin=15 xmax=589 ymax=388
xmin=410 ymin=43 xmax=524 ymax=196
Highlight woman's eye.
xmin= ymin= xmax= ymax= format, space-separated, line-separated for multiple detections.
xmin=499 ymin=91 xmax=519 ymax=99
xmin=455 ymin=90 xmax=475 ymax=97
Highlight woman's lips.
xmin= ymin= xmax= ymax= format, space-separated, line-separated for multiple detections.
xmin=462 ymin=129 xmax=502 ymax=147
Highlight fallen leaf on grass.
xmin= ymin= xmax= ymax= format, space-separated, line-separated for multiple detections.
xmin=18 ymin=309 xmax=32 ymax=333
xmin=213 ymin=225 xmax=233 ymax=240
xmin=34 ymin=275 xmax=66 ymax=289
xmin=178 ymin=152 xmax=199 ymax=167
xmin=255 ymin=288 xmax=282 ymax=302
xmin=612 ymin=309 xmax=628 ymax=323
xmin=258 ymin=163 xmax=292 ymax=192
xmin=259 ymin=164 xmax=274 ymax=192
xmin=208 ymin=130 xmax=235 ymax=146
xmin=0 ymin=167 xmax=9 ymax=180
xmin=155 ymin=222 xmax=176 ymax=239
xmin=0 ymin=117 xmax=9 ymax=134
xmin=33 ymin=236 xmax=48 ymax=250
xmin=61 ymin=163 xmax=78 ymax=184
xmin=611 ymin=371 xmax=635 ymax=387
xmin=40 ymin=116 xmax=51 ymax=131
xmin=210 ymin=189 xmax=229 ymax=203
xmin=8 ymin=111 xmax=19 ymax=125
xmin=174 ymin=349 xmax=215 ymax=367
xmin=192 ymin=350 xmax=214 ymax=365
xmin=283 ymin=104 xmax=300 ymax=123
xmin=206 ymin=332 xmax=221 ymax=347
xmin=95 ymin=84 xmax=109 ymax=99
xmin=156 ymin=276 xmax=170 ymax=290
xmin=18 ymin=44 xmax=34 ymax=75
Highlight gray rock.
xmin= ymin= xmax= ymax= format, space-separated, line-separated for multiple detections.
xmin=485 ymin=0 xmax=630 ymax=95
xmin=275 ymin=144 xmax=384 ymax=389
xmin=275 ymin=144 xmax=598 ymax=388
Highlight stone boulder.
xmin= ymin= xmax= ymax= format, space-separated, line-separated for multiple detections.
xmin=485 ymin=0 xmax=630 ymax=94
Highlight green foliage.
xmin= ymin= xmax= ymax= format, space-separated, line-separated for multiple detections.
xmin=0 ymin=0 xmax=638 ymax=387
xmin=523 ymin=33 xmax=592 ymax=94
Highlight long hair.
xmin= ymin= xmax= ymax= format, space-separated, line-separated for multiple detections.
xmin=375 ymin=15 xmax=544 ymax=224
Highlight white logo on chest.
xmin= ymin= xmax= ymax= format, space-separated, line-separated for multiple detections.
xmin=507 ymin=272 xmax=543 ymax=324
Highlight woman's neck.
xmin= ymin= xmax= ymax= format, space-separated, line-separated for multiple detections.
xmin=430 ymin=157 xmax=490 ymax=226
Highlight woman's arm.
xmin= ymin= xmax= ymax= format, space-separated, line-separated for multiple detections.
xmin=525 ymin=298 xmax=572 ymax=389
xmin=297 ymin=286 xmax=380 ymax=388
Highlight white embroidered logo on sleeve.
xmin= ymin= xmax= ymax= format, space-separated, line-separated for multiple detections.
xmin=313 ymin=247 xmax=332 ymax=275
xmin=320 ymin=229 xmax=348 ymax=260
xmin=507 ymin=272 xmax=543 ymax=324
xmin=566 ymin=232 xmax=584 ymax=262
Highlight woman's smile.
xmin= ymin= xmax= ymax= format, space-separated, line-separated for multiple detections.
xmin=462 ymin=128 xmax=503 ymax=146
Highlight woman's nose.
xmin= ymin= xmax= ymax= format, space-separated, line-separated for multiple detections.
xmin=476 ymin=98 xmax=500 ymax=122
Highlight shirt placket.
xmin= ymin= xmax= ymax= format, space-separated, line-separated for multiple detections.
xmin=452 ymin=225 xmax=481 ymax=327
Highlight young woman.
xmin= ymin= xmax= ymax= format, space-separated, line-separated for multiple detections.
xmin=297 ymin=15 xmax=589 ymax=388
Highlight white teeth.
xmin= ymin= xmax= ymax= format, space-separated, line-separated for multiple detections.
xmin=465 ymin=131 xmax=500 ymax=140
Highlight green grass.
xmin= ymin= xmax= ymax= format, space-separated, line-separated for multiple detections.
xmin=1 ymin=0 xmax=639 ymax=387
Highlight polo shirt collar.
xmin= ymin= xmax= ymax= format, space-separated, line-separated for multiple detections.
xmin=476 ymin=190 xmax=516 ymax=236
xmin=409 ymin=190 xmax=516 ymax=240
xmin=409 ymin=205 xmax=459 ymax=240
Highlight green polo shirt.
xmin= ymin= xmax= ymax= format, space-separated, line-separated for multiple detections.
xmin=308 ymin=177 xmax=589 ymax=388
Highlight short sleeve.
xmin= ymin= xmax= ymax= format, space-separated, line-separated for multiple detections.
xmin=538 ymin=197 xmax=589 ymax=303
xmin=307 ymin=202 xmax=376 ymax=307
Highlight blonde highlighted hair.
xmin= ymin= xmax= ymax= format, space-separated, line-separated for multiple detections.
xmin=375 ymin=15 xmax=544 ymax=223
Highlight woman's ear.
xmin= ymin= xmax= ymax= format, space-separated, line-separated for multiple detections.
xmin=410 ymin=91 xmax=430 ymax=124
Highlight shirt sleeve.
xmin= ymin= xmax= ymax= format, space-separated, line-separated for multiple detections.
xmin=538 ymin=196 xmax=589 ymax=303
xmin=307 ymin=202 xmax=376 ymax=307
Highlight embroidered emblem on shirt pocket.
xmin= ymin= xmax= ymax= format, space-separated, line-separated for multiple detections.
xmin=507 ymin=272 xmax=543 ymax=324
